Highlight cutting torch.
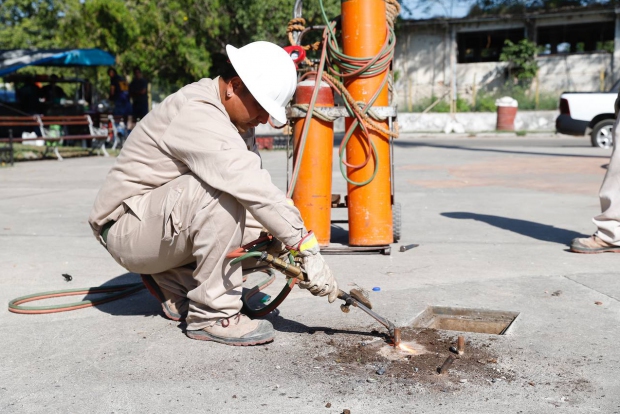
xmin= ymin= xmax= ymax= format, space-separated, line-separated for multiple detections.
xmin=259 ymin=251 xmax=401 ymax=346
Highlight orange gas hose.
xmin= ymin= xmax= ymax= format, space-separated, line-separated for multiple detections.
xmin=8 ymin=283 xmax=145 ymax=314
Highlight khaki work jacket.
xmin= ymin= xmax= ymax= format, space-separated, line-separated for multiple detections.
xmin=89 ymin=77 xmax=305 ymax=247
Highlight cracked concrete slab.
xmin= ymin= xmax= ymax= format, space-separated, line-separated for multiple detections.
xmin=564 ymin=273 xmax=620 ymax=302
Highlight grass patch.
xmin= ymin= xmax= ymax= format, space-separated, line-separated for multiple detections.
xmin=410 ymin=86 xmax=559 ymax=113
xmin=2 ymin=144 xmax=119 ymax=163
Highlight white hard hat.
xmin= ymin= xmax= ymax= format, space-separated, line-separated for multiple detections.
xmin=226 ymin=41 xmax=297 ymax=124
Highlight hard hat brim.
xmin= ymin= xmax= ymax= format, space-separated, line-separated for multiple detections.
xmin=226 ymin=44 xmax=288 ymax=124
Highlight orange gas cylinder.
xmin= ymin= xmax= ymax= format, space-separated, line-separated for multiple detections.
xmin=341 ymin=0 xmax=393 ymax=246
xmin=292 ymin=79 xmax=335 ymax=247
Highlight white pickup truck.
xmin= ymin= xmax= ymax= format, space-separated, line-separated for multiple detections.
xmin=555 ymin=80 xmax=619 ymax=148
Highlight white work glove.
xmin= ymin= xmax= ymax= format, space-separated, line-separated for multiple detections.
xmin=289 ymin=231 xmax=339 ymax=303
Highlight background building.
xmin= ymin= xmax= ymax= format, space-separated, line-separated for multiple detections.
xmin=394 ymin=4 xmax=620 ymax=111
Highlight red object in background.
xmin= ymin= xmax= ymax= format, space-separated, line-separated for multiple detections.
xmin=496 ymin=106 xmax=518 ymax=131
xmin=255 ymin=136 xmax=274 ymax=150
xmin=108 ymin=120 xmax=114 ymax=141
xmin=283 ymin=46 xmax=306 ymax=68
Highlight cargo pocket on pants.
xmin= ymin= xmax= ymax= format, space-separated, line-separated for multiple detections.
xmin=163 ymin=187 xmax=183 ymax=244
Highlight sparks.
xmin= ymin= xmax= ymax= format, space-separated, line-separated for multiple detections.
xmin=397 ymin=342 xmax=418 ymax=354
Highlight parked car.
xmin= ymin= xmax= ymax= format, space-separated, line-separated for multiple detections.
xmin=556 ymin=79 xmax=619 ymax=148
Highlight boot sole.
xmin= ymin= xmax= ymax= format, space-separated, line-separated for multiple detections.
xmin=186 ymin=330 xmax=274 ymax=346
xmin=162 ymin=302 xmax=185 ymax=322
xmin=141 ymin=274 xmax=186 ymax=322
xmin=570 ymin=246 xmax=620 ymax=254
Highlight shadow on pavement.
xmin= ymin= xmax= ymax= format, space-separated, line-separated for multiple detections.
xmin=394 ymin=141 xmax=610 ymax=159
xmin=266 ymin=308 xmax=379 ymax=338
xmin=90 ymin=273 xmax=373 ymax=338
xmin=441 ymin=212 xmax=587 ymax=244
xmin=92 ymin=272 xmax=161 ymax=318
xmin=330 ymin=224 xmax=349 ymax=243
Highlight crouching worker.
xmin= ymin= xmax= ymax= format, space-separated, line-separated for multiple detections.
xmin=88 ymin=41 xmax=339 ymax=346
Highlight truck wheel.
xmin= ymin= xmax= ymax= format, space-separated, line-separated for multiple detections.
xmin=590 ymin=119 xmax=615 ymax=148
xmin=393 ymin=202 xmax=401 ymax=243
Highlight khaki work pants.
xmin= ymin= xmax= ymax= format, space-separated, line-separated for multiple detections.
xmin=106 ymin=173 xmax=260 ymax=330
xmin=593 ymin=115 xmax=620 ymax=245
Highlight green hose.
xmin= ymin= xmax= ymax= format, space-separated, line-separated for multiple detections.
xmin=8 ymin=283 xmax=145 ymax=314
xmin=231 ymin=239 xmax=298 ymax=318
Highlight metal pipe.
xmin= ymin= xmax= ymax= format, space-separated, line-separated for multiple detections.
xmin=292 ymin=0 xmax=304 ymax=45
xmin=457 ymin=335 xmax=465 ymax=355
xmin=438 ymin=355 xmax=456 ymax=375
xmin=297 ymin=26 xmax=328 ymax=47
xmin=399 ymin=243 xmax=419 ymax=252
xmin=260 ymin=252 xmax=398 ymax=340
xmin=393 ymin=327 xmax=401 ymax=347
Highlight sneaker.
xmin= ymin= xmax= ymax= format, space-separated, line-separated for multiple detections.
xmin=569 ymin=235 xmax=620 ymax=254
xmin=140 ymin=274 xmax=189 ymax=321
xmin=186 ymin=313 xmax=275 ymax=346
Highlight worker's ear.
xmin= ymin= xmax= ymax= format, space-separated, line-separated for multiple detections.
xmin=224 ymin=77 xmax=244 ymax=99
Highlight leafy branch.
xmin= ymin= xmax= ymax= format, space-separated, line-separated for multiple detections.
xmin=500 ymin=39 xmax=538 ymax=84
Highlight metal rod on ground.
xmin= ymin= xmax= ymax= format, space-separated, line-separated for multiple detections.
xmin=399 ymin=243 xmax=419 ymax=252
xmin=393 ymin=327 xmax=401 ymax=347
xmin=457 ymin=335 xmax=465 ymax=355
xmin=438 ymin=354 xmax=456 ymax=375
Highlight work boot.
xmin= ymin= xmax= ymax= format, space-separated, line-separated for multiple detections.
xmin=569 ymin=235 xmax=620 ymax=254
xmin=186 ymin=313 xmax=275 ymax=346
xmin=140 ymin=274 xmax=189 ymax=322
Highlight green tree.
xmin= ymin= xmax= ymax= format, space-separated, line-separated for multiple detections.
xmin=500 ymin=39 xmax=538 ymax=84
xmin=0 ymin=0 xmax=80 ymax=49
xmin=1 ymin=0 xmax=342 ymax=98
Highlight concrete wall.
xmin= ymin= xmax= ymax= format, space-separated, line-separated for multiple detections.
xmin=256 ymin=110 xmax=558 ymax=135
xmin=395 ymin=25 xmax=451 ymax=111
xmin=396 ymin=110 xmax=557 ymax=133
xmin=536 ymin=53 xmax=613 ymax=92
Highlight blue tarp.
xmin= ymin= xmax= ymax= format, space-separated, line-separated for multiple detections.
xmin=0 ymin=49 xmax=116 ymax=77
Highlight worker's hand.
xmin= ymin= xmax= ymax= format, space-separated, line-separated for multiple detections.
xmin=290 ymin=232 xmax=339 ymax=303
xmin=258 ymin=231 xmax=288 ymax=258
xmin=299 ymin=253 xmax=339 ymax=303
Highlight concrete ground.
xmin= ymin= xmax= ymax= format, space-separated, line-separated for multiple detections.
xmin=1 ymin=133 xmax=619 ymax=413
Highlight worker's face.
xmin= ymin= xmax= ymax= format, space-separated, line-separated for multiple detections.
xmin=224 ymin=78 xmax=270 ymax=133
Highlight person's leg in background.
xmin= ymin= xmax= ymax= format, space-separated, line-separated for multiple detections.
xmin=571 ymin=115 xmax=620 ymax=253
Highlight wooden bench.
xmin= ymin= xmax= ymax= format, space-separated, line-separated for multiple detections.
xmin=0 ymin=115 xmax=109 ymax=161
xmin=0 ymin=116 xmax=42 ymax=165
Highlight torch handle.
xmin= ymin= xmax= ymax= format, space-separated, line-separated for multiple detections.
xmin=259 ymin=252 xmax=305 ymax=280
